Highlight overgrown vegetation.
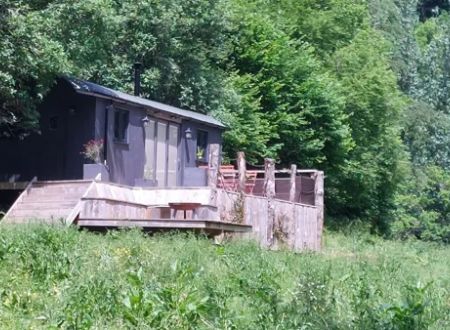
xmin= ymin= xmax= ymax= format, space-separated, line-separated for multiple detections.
xmin=2 ymin=0 xmax=450 ymax=240
xmin=0 ymin=226 xmax=448 ymax=329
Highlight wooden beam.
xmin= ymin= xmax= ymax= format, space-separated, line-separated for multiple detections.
xmin=237 ymin=151 xmax=246 ymax=193
xmin=241 ymin=169 xmax=319 ymax=174
xmin=76 ymin=218 xmax=252 ymax=233
xmin=313 ymin=171 xmax=324 ymax=249
xmin=208 ymin=143 xmax=220 ymax=205
xmin=264 ymin=158 xmax=276 ymax=247
xmin=289 ymin=164 xmax=297 ymax=202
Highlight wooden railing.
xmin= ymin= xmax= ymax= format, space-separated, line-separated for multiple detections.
xmin=212 ymin=152 xmax=324 ymax=251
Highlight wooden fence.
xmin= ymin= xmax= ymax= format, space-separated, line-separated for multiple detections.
xmin=213 ymin=153 xmax=324 ymax=251
xmin=217 ymin=189 xmax=320 ymax=250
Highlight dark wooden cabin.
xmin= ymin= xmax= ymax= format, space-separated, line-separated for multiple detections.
xmin=0 ymin=77 xmax=225 ymax=187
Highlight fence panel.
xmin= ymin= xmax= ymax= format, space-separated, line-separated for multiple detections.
xmin=217 ymin=188 xmax=320 ymax=251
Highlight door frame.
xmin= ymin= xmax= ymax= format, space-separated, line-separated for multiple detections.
xmin=144 ymin=118 xmax=181 ymax=187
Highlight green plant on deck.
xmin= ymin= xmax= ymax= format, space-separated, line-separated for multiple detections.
xmin=196 ymin=146 xmax=205 ymax=161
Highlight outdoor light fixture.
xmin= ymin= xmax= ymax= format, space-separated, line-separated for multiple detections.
xmin=185 ymin=128 xmax=192 ymax=139
xmin=142 ymin=115 xmax=150 ymax=126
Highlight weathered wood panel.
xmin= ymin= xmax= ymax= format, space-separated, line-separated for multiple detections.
xmin=217 ymin=188 xmax=321 ymax=251
xmin=216 ymin=189 xmax=239 ymax=223
xmin=85 ymin=182 xmax=214 ymax=206
xmin=80 ymin=199 xmax=149 ymax=220
xmin=245 ymin=195 xmax=269 ymax=247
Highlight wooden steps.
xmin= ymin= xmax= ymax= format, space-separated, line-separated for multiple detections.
xmin=2 ymin=180 xmax=253 ymax=235
xmin=3 ymin=180 xmax=91 ymax=224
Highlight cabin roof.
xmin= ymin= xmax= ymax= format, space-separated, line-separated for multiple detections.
xmin=64 ymin=77 xmax=226 ymax=129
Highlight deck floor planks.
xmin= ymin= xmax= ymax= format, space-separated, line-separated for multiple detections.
xmin=77 ymin=218 xmax=252 ymax=235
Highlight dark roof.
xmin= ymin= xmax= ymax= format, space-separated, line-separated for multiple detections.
xmin=64 ymin=77 xmax=225 ymax=129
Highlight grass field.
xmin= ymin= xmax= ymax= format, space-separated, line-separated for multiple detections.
xmin=0 ymin=225 xmax=449 ymax=329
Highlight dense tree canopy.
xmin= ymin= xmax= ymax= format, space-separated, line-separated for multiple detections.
xmin=1 ymin=0 xmax=450 ymax=240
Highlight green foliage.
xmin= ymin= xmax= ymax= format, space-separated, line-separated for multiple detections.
xmin=402 ymin=102 xmax=450 ymax=169
xmin=3 ymin=0 xmax=450 ymax=240
xmin=0 ymin=0 xmax=230 ymax=136
xmin=393 ymin=166 xmax=450 ymax=243
xmin=225 ymin=5 xmax=354 ymax=167
xmin=0 ymin=227 xmax=449 ymax=328
xmin=329 ymin=29 xmax=407 ymax=230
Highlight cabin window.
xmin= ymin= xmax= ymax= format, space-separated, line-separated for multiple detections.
xmin=196 ymin=130 xmax=208 ymax=161
xmin=114 ymin=109 xmax=129 ymax=143
xmin=49 ymin=116 xmax=58 ymax=130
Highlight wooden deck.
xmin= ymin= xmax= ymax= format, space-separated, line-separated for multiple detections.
xmin=76 ymin=218 xmax=251 ymax=236
xmin=1 ymin=174 xmax=324 ymax=251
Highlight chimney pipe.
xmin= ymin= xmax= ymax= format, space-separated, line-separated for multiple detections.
xmin=134 ymin=62 xmax=142 ymax=96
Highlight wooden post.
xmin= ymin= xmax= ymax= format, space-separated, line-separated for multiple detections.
xmin=289 ymin=164 xmax=297 ymax=202
xmin=208 ymin=143 xmax=220 ymax=206
xmin=264 ymin=158 xmax=276 ymax=247
xmin=313 ymin=171 xmax=324 ymax=250
xmin=237 ymin=152 xmax=246 ymax=193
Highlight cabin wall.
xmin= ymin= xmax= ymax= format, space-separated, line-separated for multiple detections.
xmin=181 ymin=120 xmax=222 ymax=186
xmin=62 ymin=92 xmax=96 ymax=179
xmin=96 ymin=100 xmax=147 ymax=186
xmin=95 ymin=101 xmax=223 ymax=187
xmin=0 ymin=80 xmax=96 ymax=181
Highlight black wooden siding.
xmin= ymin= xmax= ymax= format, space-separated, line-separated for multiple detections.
xmin=0 ymin=79 xmax=223 ymax=187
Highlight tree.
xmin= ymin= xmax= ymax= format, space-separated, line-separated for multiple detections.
xmin=330 ymin=29 xmax=407 ymax=231
xmin=0 ymin=0 xmax=68 ymax=137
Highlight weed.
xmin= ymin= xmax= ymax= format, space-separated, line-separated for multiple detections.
xmin=0 ymin=226 xmax=448 ymax=329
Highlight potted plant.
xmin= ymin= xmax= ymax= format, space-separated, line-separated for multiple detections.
xmin=196 ymin=146 xmax=208 ymax=167
xmin=81 ymin=139 xmax=109 ymax=181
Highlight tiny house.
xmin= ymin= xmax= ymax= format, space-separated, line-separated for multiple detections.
xmin=0 ymin=76 xmax=225 ymax=187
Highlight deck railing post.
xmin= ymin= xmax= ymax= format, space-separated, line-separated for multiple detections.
xmin=235 ymin=151 xmax=247 ymax=224
xmin=313 ymin=170 xmax=324 ymax=249
xmin=237 ymin=151 xmax=246 ymax=193
xmin=208 ymin=143 xmax=220 ymax=206
xmin=289 ymin=164 xmax=297 ymax=203
xmin=264 ymin=158 xmax=276 ymax=247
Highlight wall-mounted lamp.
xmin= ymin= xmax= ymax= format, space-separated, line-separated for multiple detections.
xmin=185 ymin=128 xmax=192 ymax=139
xmin=141 ymin=115 xmax=150 ymax=126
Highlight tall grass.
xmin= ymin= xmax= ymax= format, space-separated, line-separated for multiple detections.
xmin=0 ymin=225 xmax=448 ymax=329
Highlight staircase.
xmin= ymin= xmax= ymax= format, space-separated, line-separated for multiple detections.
xmin=3 ymin=180 xmax=92 ymax=224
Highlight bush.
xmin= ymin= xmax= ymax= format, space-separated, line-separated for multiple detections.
xmin=393 ymin=165 xmax=450 ymax=243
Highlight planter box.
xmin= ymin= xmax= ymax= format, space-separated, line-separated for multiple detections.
xmin=83 ymin=164 xmax=109 ymax=181
xmin=183 ymin=167 xmax=207 ymax=186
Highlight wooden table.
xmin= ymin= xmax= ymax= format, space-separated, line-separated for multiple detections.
xmin=168 ymin=202 xmax=202 ymax=220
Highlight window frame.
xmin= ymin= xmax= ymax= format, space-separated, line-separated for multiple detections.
xmin=196 ymin=129 xmax=209 ymax=162
xmin=113 ymin=108 xmax=129 ymax=144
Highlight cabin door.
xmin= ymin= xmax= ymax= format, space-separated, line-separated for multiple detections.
xmin=144 ymin=119 xmax=180 ymax=187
